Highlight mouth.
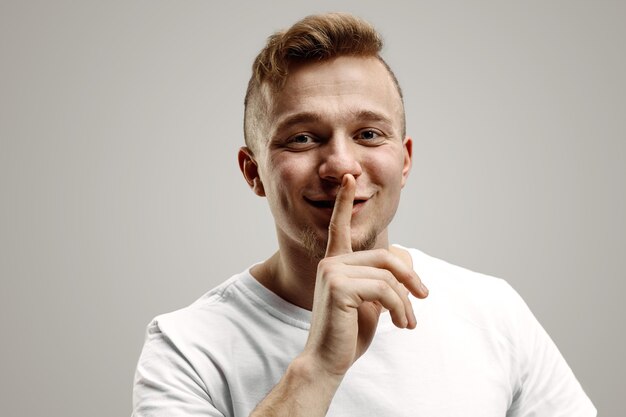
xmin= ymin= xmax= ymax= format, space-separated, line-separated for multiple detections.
xmin=304 ymin=197 xmax=368 ymax=210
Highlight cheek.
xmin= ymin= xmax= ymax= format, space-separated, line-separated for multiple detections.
xmin=265 ymin=155 xmax=313 ymax=198
xmin=362 ymin=149 xmax=405 ymax=183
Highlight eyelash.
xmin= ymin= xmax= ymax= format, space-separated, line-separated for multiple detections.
xmin=289 ymin=134 xmax=315 ymax=144
xmin=284 ymin=129 xmax=386 ymax=149
xmin=356 ymin=129 xmax=381 ymax=140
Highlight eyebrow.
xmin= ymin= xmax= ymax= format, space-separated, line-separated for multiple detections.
xmin=273 ymin=112 xmax=324 ymax=135
xmin=272 ymin=110 xmax=394 ymax=137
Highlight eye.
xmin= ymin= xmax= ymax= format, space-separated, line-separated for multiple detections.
xmin=284 ymin=133 xmax=319 ymax=150
xmin=291 ymin=134 xmax=312 ymax=144
xmin=358 ymin=130 xmax=379 ymax=140
xmin=355 ymin=129 xmax=385 ymax=144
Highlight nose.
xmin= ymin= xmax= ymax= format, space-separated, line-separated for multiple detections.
xmin=318 ymin=136 xmax=362 ymax=182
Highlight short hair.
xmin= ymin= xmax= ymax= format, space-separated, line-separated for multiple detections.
xmin=243 ymin=12 xmax=405 ymax=153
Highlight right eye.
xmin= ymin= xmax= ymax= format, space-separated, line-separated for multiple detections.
xmin=285 ymin=133 xmax=318 ymax=150
xmin=291 ymin=134 xmax=312 ymax=144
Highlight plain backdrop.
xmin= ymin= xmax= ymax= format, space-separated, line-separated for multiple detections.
xmin=1 ymin=1 xmax=624 ymax=416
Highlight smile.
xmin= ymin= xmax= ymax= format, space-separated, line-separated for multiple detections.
xmin=303 ymin=196 xmax=369 ymax=210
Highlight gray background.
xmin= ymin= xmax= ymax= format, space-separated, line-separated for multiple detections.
xmin=1 ymin=1 xmax=623 ymax=416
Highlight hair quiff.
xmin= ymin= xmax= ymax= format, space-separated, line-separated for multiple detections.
xmin=243 ymin=12 xmax=405 ymax=152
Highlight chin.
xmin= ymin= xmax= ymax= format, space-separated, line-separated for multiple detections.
xmin=299 ymin=226 xmax=379 ymax=260
xmin=351 ymin=231 xmax=379 ymax=252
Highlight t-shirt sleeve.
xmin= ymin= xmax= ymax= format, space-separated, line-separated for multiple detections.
xmin=132 ymin=319 xmax=225 ymax=417
xmin=504 ymin=284 xmax=596 ymax=417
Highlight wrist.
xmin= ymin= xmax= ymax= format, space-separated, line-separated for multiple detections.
xmin=287 ymin=354 xmax=344 ymax=398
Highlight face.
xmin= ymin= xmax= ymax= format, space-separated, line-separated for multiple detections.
xmin=239 ymin=56 xmax=412 ymax=258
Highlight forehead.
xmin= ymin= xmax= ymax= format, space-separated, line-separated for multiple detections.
xmin=267 ymin=56 xmax=403 ymax=134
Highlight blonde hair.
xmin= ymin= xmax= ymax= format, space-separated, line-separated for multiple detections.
xmin=243 ymin=13 xmax=405 ymax=152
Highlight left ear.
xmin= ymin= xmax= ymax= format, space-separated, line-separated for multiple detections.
xmin=401 ymin=136 xmax=413 ymax=187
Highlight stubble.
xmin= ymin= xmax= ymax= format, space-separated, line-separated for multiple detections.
xmin=299 ymin=225 xmax=379 ymax=261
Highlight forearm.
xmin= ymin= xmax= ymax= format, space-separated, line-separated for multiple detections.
xmin=250 ymin=355 xmax=343 ymax=417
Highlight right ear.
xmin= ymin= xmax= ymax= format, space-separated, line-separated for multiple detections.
xmin=238 ymin=147 xmax=266 ymax=197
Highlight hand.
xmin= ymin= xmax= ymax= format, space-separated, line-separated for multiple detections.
xmin=301 ymin=174 xmax=429 ymax=379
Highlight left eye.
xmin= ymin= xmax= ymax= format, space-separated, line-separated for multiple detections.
xmin=358 ymin=130 xmax=378 ymax=140
xmin=356 ymin=130 xmax=384 ymax=142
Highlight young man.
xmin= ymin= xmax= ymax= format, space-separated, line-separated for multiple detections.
xmin=133 ymin=13 xmax=595 ymax=416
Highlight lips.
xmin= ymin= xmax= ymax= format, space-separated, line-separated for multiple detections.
xmin=303 ymin=196 xmax=369 ymax=209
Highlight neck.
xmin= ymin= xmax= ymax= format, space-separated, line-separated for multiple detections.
xmin=260 ymin=244 xmax=322 ymax=311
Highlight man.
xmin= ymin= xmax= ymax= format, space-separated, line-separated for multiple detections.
xmin=133 ymin=13 xmax=595 ymax=416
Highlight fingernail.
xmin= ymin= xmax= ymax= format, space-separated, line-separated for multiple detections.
xmin=420 ymin=282 xmax=429 ymax=295
xmin=341 ymin=174 xmax=349 ymax=187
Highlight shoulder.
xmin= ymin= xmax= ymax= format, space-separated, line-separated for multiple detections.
xmin=133 ymin=271 xmax=259 ymax=416
xmin=398 ymin=245 xmax=529 ymax=336
xmin=142 ymin=265 xmax=311 ymax=359
xmin=400 ymin=245 xmax=521 ymax=303
xmin=145 ymin=271 xmax=256 ymax=351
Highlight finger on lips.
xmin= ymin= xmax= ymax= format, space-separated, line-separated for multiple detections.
xmin=321 ymin=173 xmax=424 ymax=329
xmin=325 ymin=174 xmax=356 ymax=257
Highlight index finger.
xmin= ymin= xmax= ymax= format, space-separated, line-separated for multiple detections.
xmin=325 ymin=174 xmax=356 ymax=257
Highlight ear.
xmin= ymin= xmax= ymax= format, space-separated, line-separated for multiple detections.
xmin=401 ymin=136 xmax=413 ymax=188
xmin=238 ymin=147 xmax=266 ymax=197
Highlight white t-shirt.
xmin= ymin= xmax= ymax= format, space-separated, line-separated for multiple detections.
xmin=132 ymin=247 xmax=596 ymax=416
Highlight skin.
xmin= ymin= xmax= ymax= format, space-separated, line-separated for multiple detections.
xmin=238 ymin=56 xmax=429 ymax=416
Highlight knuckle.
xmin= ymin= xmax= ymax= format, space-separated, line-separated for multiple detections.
xmin=390 ymin=295 xmax=404 ymax=312
xmin=317 ymin=258 xmax=331 ymax=272
xmin=326 ymin=275 xmax=345 ymax=292
xmin=382 ymin=271 xmax=403 ymax=294
xmin=378 ymin=249 xmax=399 ymax=271
xmin=328 ymin=222 xmax=348 ymax=234
xmin=383 ymin=270 xmax=397 ymax=286
xmin=318 ymin=257 xmax=343 ymax=271
xmin=375 ymin=279 xmax=389 ymax=293
xmin=326 ymin=277 xmax=348 ymax=299
xmin=373 ymin=248 xmax=388 ymax=259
